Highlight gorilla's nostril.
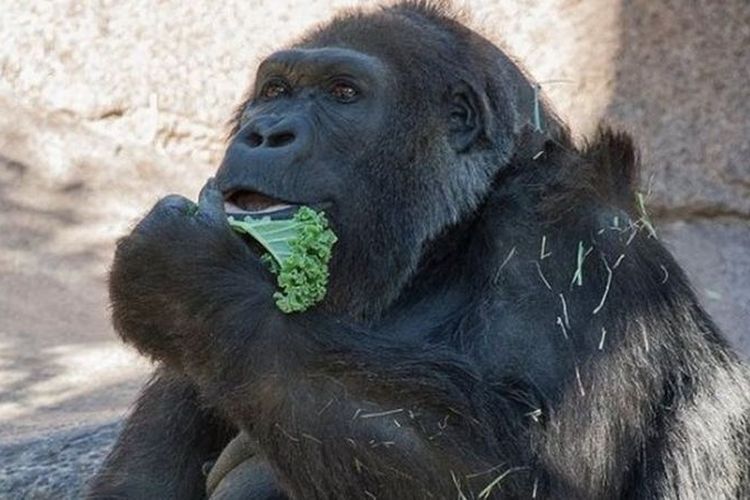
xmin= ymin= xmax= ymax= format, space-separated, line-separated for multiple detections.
xmin=248 ymin=132 xmax=263 ymax=148
xmin=267 ymin=132 xmax=295 ymax=148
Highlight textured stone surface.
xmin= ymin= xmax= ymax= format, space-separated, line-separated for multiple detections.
xmin=0 ymin=423 xmax=120 ymax=499
xmin=605 ymin=0 xmax=750 ymax=217
xmin=661 ymin=220 xmax=750 ymax=356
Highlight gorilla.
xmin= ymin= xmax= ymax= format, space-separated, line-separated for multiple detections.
xmin=87 ymin=2 xmax=750 ymax=499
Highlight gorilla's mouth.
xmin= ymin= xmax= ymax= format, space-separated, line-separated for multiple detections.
xmin=224 ymin=190 xmax=298 ymax=218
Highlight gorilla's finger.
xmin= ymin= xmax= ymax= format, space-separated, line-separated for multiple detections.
xmin=198 ymin=177 xmax=226 ymax=223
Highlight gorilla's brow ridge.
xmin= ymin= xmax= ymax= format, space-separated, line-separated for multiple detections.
xmin=257 ymin=48 xmax=388 ymax=87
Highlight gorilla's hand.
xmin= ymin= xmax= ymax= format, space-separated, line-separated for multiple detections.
xmin=108 ymin=178 xmax=276 ymax=367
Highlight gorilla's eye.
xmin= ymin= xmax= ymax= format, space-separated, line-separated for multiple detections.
xmin=329 ymin=82 xmax=359 ymax=103
xmin=260 ymin=80 xmax=290 ymax=100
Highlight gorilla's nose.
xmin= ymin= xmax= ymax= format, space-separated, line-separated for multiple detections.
xmin=216 ymin=115 xmax=314 ymax=193
xmin=241 ymin=116 xmax=310 ymax=152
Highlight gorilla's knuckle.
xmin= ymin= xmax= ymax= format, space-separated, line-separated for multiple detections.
xmin=159 ymin=193 xmax=191 ymax=208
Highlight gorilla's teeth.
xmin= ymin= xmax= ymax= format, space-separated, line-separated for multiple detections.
xmin=253 ymin=204 xmax=293 ymax=214
xmin=224 ymin=201 xmax=293 ymax=215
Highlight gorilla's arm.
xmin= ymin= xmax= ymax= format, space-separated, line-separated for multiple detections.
xmin=86 ymin=368 xmax=230 ymax=499
xmin=107 ymin=184 xmax=532 ymax=498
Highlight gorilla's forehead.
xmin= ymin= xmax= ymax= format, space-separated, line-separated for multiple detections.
xmin=258 ymin=47 xmax=388 ymax=83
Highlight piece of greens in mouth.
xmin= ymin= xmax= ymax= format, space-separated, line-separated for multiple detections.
xmin=227 ymin=206 xmax=338 ymax=313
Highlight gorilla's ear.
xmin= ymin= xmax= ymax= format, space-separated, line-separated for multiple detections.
xmin=447 ymin=81 xmax=492 ymax=153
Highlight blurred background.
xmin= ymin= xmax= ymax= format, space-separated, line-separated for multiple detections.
xmin=0 ymin=0 xmax=748 ymax=497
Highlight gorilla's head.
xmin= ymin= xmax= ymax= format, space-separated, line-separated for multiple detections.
xmin=216 ymin=2 xmax=562 ymax=320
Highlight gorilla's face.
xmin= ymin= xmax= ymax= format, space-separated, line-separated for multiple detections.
xmin=216 ymin=47 xmax=401 ymax=316
xmin=216 ymin=39 xmax=503 ymax=319
xmin=217 ymin=47 xmax=390 ymax=222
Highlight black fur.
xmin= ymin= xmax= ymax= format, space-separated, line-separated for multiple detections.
xmin=88 ymin=2 xmax=750 ymax=498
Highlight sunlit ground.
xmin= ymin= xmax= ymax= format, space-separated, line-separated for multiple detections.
xmin=0 ymin=341 xmax=148 ymax=430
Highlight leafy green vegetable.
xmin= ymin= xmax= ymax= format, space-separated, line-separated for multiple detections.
xmin=227 ymin=207 xmax=338 ymax=313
